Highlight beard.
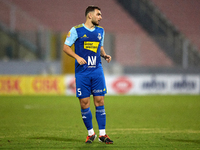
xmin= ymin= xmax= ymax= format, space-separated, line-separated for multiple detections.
xmin=92 ymin=20 xmax=99 ymax=26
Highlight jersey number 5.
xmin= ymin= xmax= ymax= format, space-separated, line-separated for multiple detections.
xmin=77 ymin=88 xmax=82 ymax=96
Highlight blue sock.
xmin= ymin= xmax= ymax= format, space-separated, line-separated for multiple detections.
xmin=96 ymin=106 xmax=106 ymax=130
xmin=81 ymin=107 xmax=93 ymax=130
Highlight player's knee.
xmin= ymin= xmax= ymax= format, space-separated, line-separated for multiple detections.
xmin=79 ymin=97 xmax=90 ymax=109
xmin=96 ymin=101 xmax=104 ymax=107
xmin=94 ymin=96 xmax=104 ymax=107
xmin=80 ymin=102 xmax=90 ymax=109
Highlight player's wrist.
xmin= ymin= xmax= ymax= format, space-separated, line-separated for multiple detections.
xmin=101 ymin=54 xmax=106 ymax=59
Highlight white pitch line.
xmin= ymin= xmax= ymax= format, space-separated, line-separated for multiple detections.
xmin=107 ymin=128 xmax=200 ymax=134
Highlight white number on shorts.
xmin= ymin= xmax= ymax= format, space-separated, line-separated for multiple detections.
xmin=77 ymin=88 xmax=82 ymax=96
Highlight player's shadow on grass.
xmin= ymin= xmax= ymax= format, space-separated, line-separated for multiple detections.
xmin=28 ymin=136 xmax=82 ymax=142
xmin=164 ymin=138 xmax=200 ymax=144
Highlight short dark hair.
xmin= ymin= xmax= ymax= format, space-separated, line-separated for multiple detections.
xmin=85 ymin=6 xmax=101 ymax=16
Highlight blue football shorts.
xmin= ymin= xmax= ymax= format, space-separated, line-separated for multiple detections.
xmin=75 ymin=73 xmax=107 ymax=99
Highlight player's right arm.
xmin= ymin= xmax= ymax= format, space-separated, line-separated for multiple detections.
xmin=63 ymin=45 xmax=87 ymax=65
xmin=63 ymin=27 xmax=86 ymax=65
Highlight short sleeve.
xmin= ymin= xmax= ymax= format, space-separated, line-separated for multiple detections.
xmin=100 ymin=30 xmax=105 ymax=46
xmin=64 ymin=27 xmax=78 ymax=46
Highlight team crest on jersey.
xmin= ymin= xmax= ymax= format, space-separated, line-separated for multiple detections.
xmin=98 ymin=33 xmax=101 ymax=40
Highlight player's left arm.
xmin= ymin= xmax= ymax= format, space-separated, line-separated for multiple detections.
xmin=100 ymin=46 xmax=111 ymax=63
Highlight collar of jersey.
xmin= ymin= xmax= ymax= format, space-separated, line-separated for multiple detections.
xmin=82 ymin=23 xmax=96 ymax=32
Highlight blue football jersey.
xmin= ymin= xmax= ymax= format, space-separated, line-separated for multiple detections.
xmin=65 ymin=24 xmax=105 ymax=76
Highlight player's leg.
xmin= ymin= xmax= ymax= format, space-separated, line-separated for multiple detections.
xmin=76 ymin=76 xmax=96 ymax=143
xmin=93 ymin=96 xmax=113 ymax=144
xmin=79 ymin=97 xmax=96 ymax=143
xmin=92 ymin=73 xmax=107 ymax=136
xmin=94 ymin=96 xmax=106 ymax=135
xmin=92 ymin=74 xmax=113 ymax=144
xmin=79 ymin=97 xmax=93 ymax=132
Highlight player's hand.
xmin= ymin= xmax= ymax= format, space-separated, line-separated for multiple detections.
xmin=104 ymin=54 xmax=112 ymax=63
xmin=77 ymin=57 xmax=87 ymax=65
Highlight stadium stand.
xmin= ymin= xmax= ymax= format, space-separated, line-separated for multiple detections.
xmin=5 ymin=0 xmax=173 ymax=67
xmin=151 ymin=0 xmax=200 ymax=51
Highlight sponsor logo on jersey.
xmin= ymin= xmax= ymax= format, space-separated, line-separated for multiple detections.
xmin=84 ymin=41 xmax=99 ymax=53
xmin=92 ymin=89 xmax=103 ymax=93
xmin=88 ymin=56 xmax=96 ymax=68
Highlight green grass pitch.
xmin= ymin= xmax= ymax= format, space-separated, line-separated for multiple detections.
xmin=0 ymin=95 xmax=200 ymax=150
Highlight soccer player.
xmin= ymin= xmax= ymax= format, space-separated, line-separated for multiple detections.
xmin=63 ymin=6 xmax=113 ymax=144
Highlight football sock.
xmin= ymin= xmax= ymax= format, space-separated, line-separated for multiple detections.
xmin=99 ymin=129 xmax=106 ymax=136
xmin=88 ymin=128 xmax=95 ymax=136
xmin=96 ymin=105 xmax=106 ymax=136
xmin=81 ymin=107 xmax=93 ymax=135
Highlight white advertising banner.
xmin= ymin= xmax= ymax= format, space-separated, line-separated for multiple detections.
xmin=64 ymin=74 xmax=200 ymax=95
xmin=64 ymin=74 xmax=76 ymax=95
xmin=105 ymin=75 xmax=171 ymax=95
xmin=169 ymin=75 xmax=200 ymax=94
